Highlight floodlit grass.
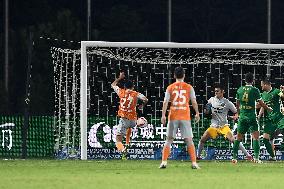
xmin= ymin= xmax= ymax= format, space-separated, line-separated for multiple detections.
xmin=0 ymin=159 xmax=284 ymax=189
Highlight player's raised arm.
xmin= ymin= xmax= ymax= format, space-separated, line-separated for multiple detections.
xmin=111 ymin=72 xmax=125 ymax=88
xmin=111 ymin=72 xmax=125 ymax=94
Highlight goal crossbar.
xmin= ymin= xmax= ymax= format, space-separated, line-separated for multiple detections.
xmin=81 ymin=41 xmax=284 ymax=49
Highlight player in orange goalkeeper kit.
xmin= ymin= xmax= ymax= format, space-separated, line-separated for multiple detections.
xmin=111 ymin=72 xmax=148 ymax=159
xmin=160 ymin=67 xmax=200 ymax=169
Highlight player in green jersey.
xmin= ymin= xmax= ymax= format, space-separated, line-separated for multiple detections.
xmin=232 ymin=73 xmax=272 ymax=164
xmin=258 ymin=78 xmax=284 ymax=161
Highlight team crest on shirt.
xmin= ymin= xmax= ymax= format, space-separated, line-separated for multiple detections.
xmin=220 ymin=102 xmax=226 ymax=107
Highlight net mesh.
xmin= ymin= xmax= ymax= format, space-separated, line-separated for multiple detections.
xmin=51 ymin=46 xmax=284 ymax=159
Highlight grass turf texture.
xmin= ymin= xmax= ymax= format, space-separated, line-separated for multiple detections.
xmin=0 ymin=160 xmax=284 ymax=189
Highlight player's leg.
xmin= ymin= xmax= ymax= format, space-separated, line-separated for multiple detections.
xmin=123 ymin=128 xmax=132 ymax=157
xmin=251 ymin=130 xmax=262 ymax=163
xmin=263 ymin=133 xmax=276 ymax=160
xmin=181 ymin=120 xmax=200 ymax=169
xmin=232 ymin=119 xmax=247 ymax=163
xmin=159 ymin=121 xmax=176 ymax=169
xmin=160 ymin=137 xmax=174 ymax=168
xmin=122 ymin=122 xmax=135 ymax=160
xmin=262 ymin=119 xmax=276 ymax=160
xmin=275 ymin=116 xmax=284 ymax=137
xmin=232 ymin=132 xmax=243 ymax=163
xmin=197 ymin=128 xmax=213 ymax=159
xmin=125 ymin=128 xmax=132 ymax=146
xmin=116 ymin=118 xmax=127 ymax=152
xmin=224 ymin=126 xmax=252 ymax=160
xmin=249 ymin=118 xmax=262 ymax=163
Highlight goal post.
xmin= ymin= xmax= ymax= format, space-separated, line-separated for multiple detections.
xmin=75 ymin=42 xmax=284 ymax=160
xmin=80 ymin=42 xmax=88 ymax=160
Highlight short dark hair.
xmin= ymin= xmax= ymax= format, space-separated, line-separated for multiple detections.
xmin=245 ymin=72 xmax=254 ymax=83
xmin=214 ymin=83 xmax=225 ymax=91
xmin=124 ymin=80 xmax=134 ymax=89
xmin=174 ymin=67 xmax=185 ymax=79
xmin=261 ymin=77 xmax=271 ymax=85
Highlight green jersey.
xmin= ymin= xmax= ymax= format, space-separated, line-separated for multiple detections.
xmin=236 ymin=85 xmax=261 ymax=115
xmin=261 ymin=88 xmax=283 ymax=122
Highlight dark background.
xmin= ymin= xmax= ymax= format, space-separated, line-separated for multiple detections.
xmin=1 ymin=0 xmax=284 ymax=115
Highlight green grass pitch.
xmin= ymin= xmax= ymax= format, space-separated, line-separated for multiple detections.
xmin=0 ymin=159 xmax=284 ymax=189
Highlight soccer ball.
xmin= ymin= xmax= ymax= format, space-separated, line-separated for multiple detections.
xmin=136 ymin=117 xmax=148 ymax=128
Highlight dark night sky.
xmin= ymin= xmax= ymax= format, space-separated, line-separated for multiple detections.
xmin=1 ymin=0 xmax=284 ymax=114
xmin=3 ymin=0 xmax=284 ymax=43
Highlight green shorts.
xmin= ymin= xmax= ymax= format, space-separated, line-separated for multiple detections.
xmin=263 ymin=119 xmax=278 ymax=136
xmin=267 ymin=114 xmax=284 ymax=130
xmin=237 ymin=115 xmax=259 ymax=134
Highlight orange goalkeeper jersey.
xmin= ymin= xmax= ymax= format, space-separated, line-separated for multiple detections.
xmin=167 ymin=82 xmax=193 ymax=121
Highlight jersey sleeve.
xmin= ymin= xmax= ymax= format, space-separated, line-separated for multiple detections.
xmin=207 ymin=97 xmax=213 ymax=104
xmin=228 ymin=100 xmax=237 ymax=114
xmin=137 ymin=93 xmax=146 ymax=100
xmin=112 ymin=85 xmax=120 ymax=95
xmin=164 ymin=86 xmax=171 ymax=103
xmin=189 ymin=86 xmax=196 ymax=101
xmin=164 ymin=91 xmax=170 ymax=103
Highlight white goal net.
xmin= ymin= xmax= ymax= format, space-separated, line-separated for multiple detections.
xmin=51 ymin=42 xmax=284 ymax=160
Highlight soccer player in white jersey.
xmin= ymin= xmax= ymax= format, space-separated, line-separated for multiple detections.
xmin=197 ymin=84 xmax=252 ymax=160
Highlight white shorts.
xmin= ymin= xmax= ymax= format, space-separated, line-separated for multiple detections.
xmin=167 ymin=120 xmax=193 ymax=139
xmin=117 ymin=118 xmax=136 ymax=136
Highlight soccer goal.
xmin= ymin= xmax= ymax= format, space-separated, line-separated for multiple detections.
xmin=51 ymin=42 xmax=284 ymax=160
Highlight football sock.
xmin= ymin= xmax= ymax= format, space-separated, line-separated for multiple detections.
xmin=188 ymin=144 xmax=197 ymax=163
xmin=116 ymin=142 xmax=124 ymax=152
xmin=263 ymin=138 xmax=275 ymax=157
xmin=197 ymin=141 xmax=204 ymax=157
xmin=253 ymin=140 xmax=260 ymax=160
xmin=126 ymin=128 xmax=132 ymax=145
xmin=162 ymin=145 xmax=171 ymax=161
xmin=233 ymin=140 xmax=241 ymax=159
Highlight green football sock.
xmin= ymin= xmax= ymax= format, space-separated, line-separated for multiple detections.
xmin=253 ymin=140 xmax=260 ymax=160
xmin=263 ymin=138 xmax=275 ymax=157
xmin=233 ymin=140 xmax=241 ymax=159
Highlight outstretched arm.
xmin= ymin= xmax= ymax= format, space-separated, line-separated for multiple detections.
xmin=111 ymin=72 xmax=125 ymax=88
